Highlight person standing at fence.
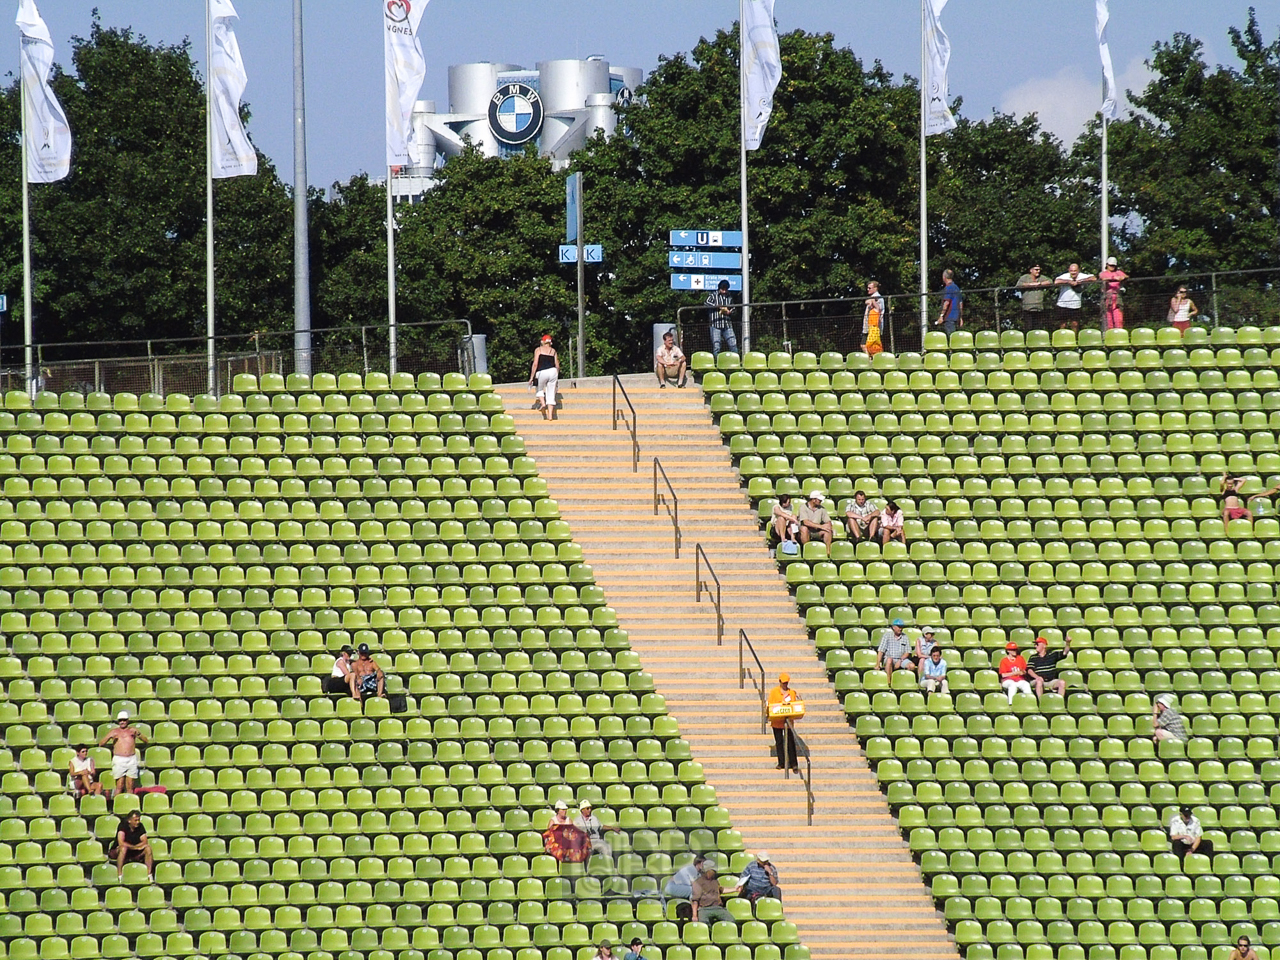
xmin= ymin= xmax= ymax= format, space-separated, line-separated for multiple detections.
xmin=1098 ymin=257 xmax=1127 ymax=329
xmin=705 ymin=280 xmax=739 ymax=357
xmin=1054 ymin=264 xmax=1095 ymax=330
xmin=1016 ymin=264 xmax=1053 ymax=331
xmin=529 ymin=334 xmax=560 ymax=421
xmin=862 ymin=280 xmax=885 ymax=355
xmin=936 ymin=270 xmax=963 ymax=335
xmin=1167 ymin=285 xmax=1198 ymax=335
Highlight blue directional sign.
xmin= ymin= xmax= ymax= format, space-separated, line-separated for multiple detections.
xmin=0 ymin=295 xmax=6 ymax=313
xmin=669 ymin=230 xmax=744 ymax=248
xmin=670 ymin=274 xmax=743 ymax=292
xmin=668 ymin=251 xmax=743 ymax=270
xmin=559 ymin=244 xmax=603 ymax=264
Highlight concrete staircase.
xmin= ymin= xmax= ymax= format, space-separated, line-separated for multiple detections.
xmin=496 ymin=373 xmax=958 ymax=960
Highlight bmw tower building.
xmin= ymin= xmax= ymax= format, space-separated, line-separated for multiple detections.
xmin=391 ymin=58 xmax=642 ymax=200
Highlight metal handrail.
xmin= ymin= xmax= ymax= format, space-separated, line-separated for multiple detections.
xmin=694 ymin=544 xmax=723 ymax=646
xmin=653 ymin=458 xmax=680 ymax=558
xmin=739 ymin=629 xmax=767 ymax=734
xmin=612 ymin=375 xmax=638 ymax=473
xmin=783 ymin=719 xmax=815 ymax=826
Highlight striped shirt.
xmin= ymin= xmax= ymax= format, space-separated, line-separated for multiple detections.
xmin=1155 ymin=706 xmax=1188 ymax=741
xmin=705 ymin=292 xmax=736 ymax=328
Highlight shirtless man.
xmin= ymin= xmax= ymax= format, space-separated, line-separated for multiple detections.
xmin=98 ymin=711 xmax=148 ymax=798
xmin=351 ymin=643 xmax=385 ymax=701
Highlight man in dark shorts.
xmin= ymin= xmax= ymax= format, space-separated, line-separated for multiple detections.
xmin=351 ymin=643 xmax=385 ymax=701
xmin=109 ymin=811 xmax=154 ymax=877
xmin=1026 ymin=635 xmax=1071 ymax=698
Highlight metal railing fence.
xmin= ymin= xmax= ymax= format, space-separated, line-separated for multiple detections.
xmin=652 ymin=458 xmax=680 ymax=559
xmin=694 ymin=544 xmax=724 ymax=647
xmin=612 ymin=375 xmax=639 ymax=473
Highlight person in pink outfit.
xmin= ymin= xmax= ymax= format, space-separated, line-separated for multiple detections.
xmin=1098 ymin=256 xmax=1127 ymax=329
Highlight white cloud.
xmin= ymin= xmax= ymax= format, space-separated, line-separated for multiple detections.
xmin=998 ymin=57 xmax=1153 ymax=145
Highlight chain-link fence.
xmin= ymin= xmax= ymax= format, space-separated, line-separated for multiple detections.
xmin=0 ymin=319 xmax=478 ymax=398
xmin=675 ymin=267 xmax=1279 ymax=358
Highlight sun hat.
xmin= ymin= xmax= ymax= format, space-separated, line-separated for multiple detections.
xmin=921 ymin=626 xmax=934 ymax=635
xmin=1106 ymin=256 xmax=1118 ymax=266
xmin=579 ymin=799 xmax=592 ymax=810
xmin=807 ymin=489 xmax=824 ymax=500
xmin=778 ymin=672 xmax=790 ymax=682
xmin=755 ymin=851 xmax=770 ymax=862
xmin=117 ymin=711 xmax=130 ymax=720
xmin=554 ymin=800 xmax=568 ymax=810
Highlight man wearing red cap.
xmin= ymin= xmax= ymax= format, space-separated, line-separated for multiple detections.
xmin=767 ymin=673 xmax=802 ymax=772
xmin=1027 ymin=636 xmax=1071 ymax=698
xmin=998 ymin=642 xmax=1032 ymax=704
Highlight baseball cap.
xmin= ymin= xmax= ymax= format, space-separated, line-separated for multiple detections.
xmin=1035 ymin=636 xmax=1049 ymax=645
xmin=755 ymin=851 xmax=770 ymax=862
xmin=892 ymin=618 xmax=905 ymax=627
xmin=807 ymin=489 xmax=823 ymax=500
xmin=1005 ymin=642 xmax=1019 ymax=651
xmin=921 ymin=626 xmax=934 ymax=635
xmin=117 ymin=711 xmax=130 ymax=721
xmin=1106 ymin=256 xmax=1118 ymax=266
xmin=778 ymin=672 xmax=790 ymax=682
xmin=357 ymin=643 xmax=371 ymax=654
xmin=541 ymin=334 xmax=553 ymax=343
xmin=630 ymin=940 xmax=643 ymax=948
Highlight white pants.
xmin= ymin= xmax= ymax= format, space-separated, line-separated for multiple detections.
xmin=1002 ymin=679 xmax=1032 ymax=703
xmin=535 ymin=368 xmax=558 ymax=407
xmin=920 ymin=678 xmax=949 ymax=694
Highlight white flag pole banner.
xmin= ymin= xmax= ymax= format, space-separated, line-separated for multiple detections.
xmin=923 ymin=0 xmax=957 ymax=136
xmin=741 ymin=0 xmax=782 ymax=151
xmin=385 ymin=0 xmax=430 ymax=167
xmin=209 ymin=0 xmax=257 ymax=178
xmin=16 ymin=0 xmax=71 ymax=183
xmin=1095 ymin=0 xmax=1120 ymax=120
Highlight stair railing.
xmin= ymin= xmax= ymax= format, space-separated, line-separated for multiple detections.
xmin=652 ymin=458 xmax=680 ymax=558
xmin=694 ymin=544 xmax=723 ymax=646
xmin=739 ymin=629 xmax=768 ymax=734
xmin=784 ymin=719 xmax=815 ymax=825
xmin=612 ymin=375 xmax=638 ymax=473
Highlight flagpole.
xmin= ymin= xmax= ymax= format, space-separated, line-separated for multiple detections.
xmin=738 ymin=0 xmax=751 ymax=354
xmin=20 ymin=74 xmax=34 ymax=397
xmin=205 ymin=0 xmax=217 ymax=395
xmin=292 ymin=0 xmax=312 ymax=377
xmin=919 ymin=0 xmax=929 ymax=344
xmin=387 ymin=168 xmax=397 ymax=376
xmin=1100 ymin=111 xmax=1109 ymax=265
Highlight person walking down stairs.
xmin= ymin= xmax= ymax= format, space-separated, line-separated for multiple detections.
xmin=767 ymin=674 xmax=803 ymax=772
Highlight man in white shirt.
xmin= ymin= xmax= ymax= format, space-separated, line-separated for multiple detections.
xmin=1169 ymin=805 xmax=1213 ymax=861
xmin=574 ymin=800 xmax=620 ymax=860
xmin=654 ymin=329 xmax=687 ymax=388
xmin=1054 ymin=264 xmax=1095 ymax=330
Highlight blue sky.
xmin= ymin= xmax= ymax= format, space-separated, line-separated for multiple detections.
xmin=2 ymin=1 xmax=1265 ymax=188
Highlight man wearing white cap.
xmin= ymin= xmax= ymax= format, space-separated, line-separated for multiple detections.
xmin=797 ymin=491 xmax=832 ymax=548
xmin=1152 ymin=694 xmax=1187 ymax=743
xmin=574 ymin=799 xmax=620 ymax=860
xmin=734 ymin=851 xmax=781 ymax=902
xmin=98 ymin=711 xmax=148 ymax=799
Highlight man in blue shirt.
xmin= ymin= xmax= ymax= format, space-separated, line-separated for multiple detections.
xmin=622 ymin=938 xmax=651 ymax=960
xmin=937 ymin=270 xmax=963 ymax=335
xmin=733 ymin=851 xmax=782 ymax=901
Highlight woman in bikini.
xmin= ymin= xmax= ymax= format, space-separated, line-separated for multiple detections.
xmin=1221 ymin=473 xmax=1253 ymax=526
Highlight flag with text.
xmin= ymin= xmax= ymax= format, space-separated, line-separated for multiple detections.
xmin=210 ymin=0 xmax=258 ymax=179
xmin=742 ymin=0 xmax=782 ymax=151
xmin=385 ymin=0 xmax=430 ymax=167
xmin=923 ymin=0 xmax=957 ymax=136
xmin=16 ymin=0 xmax=71 ymax=183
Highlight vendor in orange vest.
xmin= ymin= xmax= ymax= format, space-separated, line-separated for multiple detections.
xmin=767 ymin=673 xmax=802 ymax=773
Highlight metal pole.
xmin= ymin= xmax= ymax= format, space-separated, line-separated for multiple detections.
xmin=387 ymin=169 xmax=398 ymax=376
xmin=205 ymin=0 xmax=217 ymax=396
xmin=20 ymin=69 xmax=34 ymax=398
xmin=292 ymin=0 xmax=313 ymax=377
xmin=919 ymin=0 xmax=929 ymax=345
xmin=1211 ymin=273 xmax=1220 ymax=328
xmin=576 ymin=176 xmax=586 ymax=379
xmin=738 ymin=0 xmax=752 ymax=352
xmin=1101 ymin=110 xmax=1109 ymax=266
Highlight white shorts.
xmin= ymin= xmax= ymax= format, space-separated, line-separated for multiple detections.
xmin=111 ymin=755 xmax=140 ymax=780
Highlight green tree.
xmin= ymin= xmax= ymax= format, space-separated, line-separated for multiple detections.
xmin=0 ymin=20 xmax=293 ymax=355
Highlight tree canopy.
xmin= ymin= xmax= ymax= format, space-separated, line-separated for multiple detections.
xmin=1 ymin=12 xmax=1275 ymax=375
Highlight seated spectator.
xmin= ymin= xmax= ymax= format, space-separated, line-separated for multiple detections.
xmin=919 ymin=647 xmax=948 ymax=695
xmin=1221 ymin=473 xmax=1254 ymax=526
xmin=998 ymin=642 xmax=1032 ymax=703
xmin=68 ymin=745 xmax=103 ymax=799
xmin=592 ymin=941 xmax=616 ymax=960
xmin=690 ymin=861 xmax=734 ymax=925
xmin=879 ymin=501 xmax=906 ymax=546
xmin=574 ymin=799 xmax=621 ymax=860
xmin=844 ymin=490 xmax=880 ymax=542
xmin=1169 ymin=805 xmax=1212 ymax=861
xmin=875 ymin=619 xmax=912 ymax=679
xmin=1231 ymin=936 xmax=1260 ymax=960
xmin=915 ymin=626 xmax=937 ymax=662
xmin=108 ymin=811 xmax=154 ymax=878
xmin=1026 ymin=635 xmax=1070 ymax=698
xmin=797 ymin=490 xmax=833 ymax=548
xmin=771 ymin=494 xmax=800 ymax=548
xmin=654 ymin=330 xmax=687 ymax=388
xmin=664 ymin=854 xmax=708 ymax=900
xmin=549 ymin=799 xmax=572 ymax=827
xmin=623 ymin=938 xmax=652 ymax=960
xmin=543 ymin=800 xmax=590 ymax=862
xmin=351 ymin=643 xmax=385 ymax=701
xmin=1152 ymin=694 xmax=1187 ymax=742
xmin=326 ymin=644 xmax=356 ymax=696
xmin=733 ymin=851 xmax=781 ymax=901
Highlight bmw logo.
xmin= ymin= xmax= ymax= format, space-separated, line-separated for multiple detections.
xmin=488 ymin=83 xmax=544 ymax=147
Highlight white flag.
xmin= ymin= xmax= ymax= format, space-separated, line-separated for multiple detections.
xmin=209 ymin=0 xmax=257 ymax=179
xmin=1095 ymin=0 xmax=1120 ymax=121
xmin=385 ymin=0 xmax=430 ymax=167
xmin=923 ymin=0 xmax=957 ymax=136
xmin=16 ymin=0 xmax=71 ymax=183
xmin=741 ymin=0 xmax=782 ymax=151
